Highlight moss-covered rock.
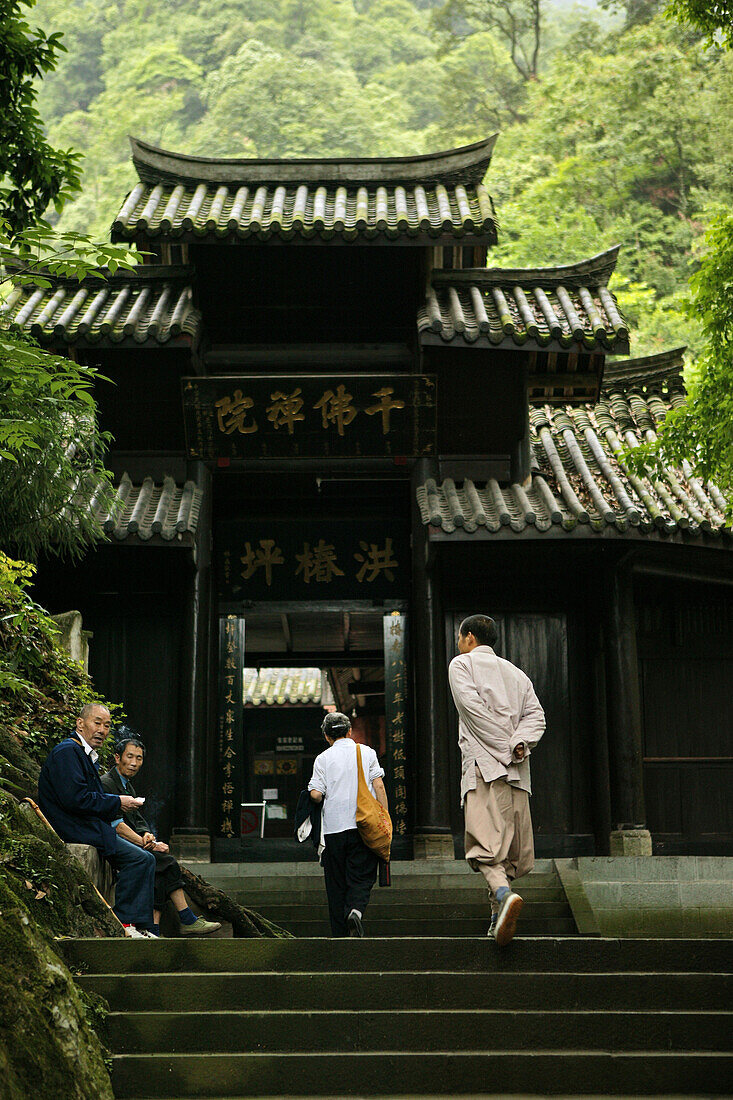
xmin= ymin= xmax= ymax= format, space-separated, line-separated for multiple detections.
xmin=0 ymin=907 xmax=114 ymax=1100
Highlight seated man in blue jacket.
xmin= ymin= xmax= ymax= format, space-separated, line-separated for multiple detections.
xmin=38 ymin=702 xmax=156 ymax=938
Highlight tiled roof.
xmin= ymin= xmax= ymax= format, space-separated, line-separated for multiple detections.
xmin=0 ymin=267 xmax=199 ymax=347
xmin=417 ymin=357 xmax=729 ymax=541
xmin=77 ymin=472 xmax=202 ymax=543
xmin=111 ymin=136 xmax=498 ymax=244
xmin=602 ymin=346 xmax=686 ymax=394
xmin=244 ymin=667 xmax=322 ymax=706
xmin=419 ymin=248 xmax=629 ymax=355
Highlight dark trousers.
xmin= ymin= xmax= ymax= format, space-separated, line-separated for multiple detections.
xmin=322 ymin=828 xmax=378 ymax=937
xmin=107 ymin=835 xmax=156 ymax=926
xmin=153 ymin=851 xmax=185 ymax=910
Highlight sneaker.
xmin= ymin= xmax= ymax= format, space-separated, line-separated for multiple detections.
xmin=122 ymin=925 xmax=146 ymax=939
xmin=179 ymin=915 xmax=222 ymax=936
xmin=137 ymin=929 xmax=160 ymax=939
xmin=487 ymin=914 xmax=498 ymax=939
xmin=494 ymin=891 xmax=523 ymax=947
xmin=346 ymin=909 xmax=364 ymax=938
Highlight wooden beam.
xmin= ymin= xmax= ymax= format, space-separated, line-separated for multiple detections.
xmin=280 ymin=613 xmax=292 ymax=653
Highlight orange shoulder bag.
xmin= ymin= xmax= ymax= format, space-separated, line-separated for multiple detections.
xmin=355 ymin=743 xmax=392 ymax=862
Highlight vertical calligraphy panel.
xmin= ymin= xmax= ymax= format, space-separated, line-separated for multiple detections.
xmin=383 ymin=611 xmax=409 ymax=842
xmin=217 ymin=615 xmax=245 ymax=839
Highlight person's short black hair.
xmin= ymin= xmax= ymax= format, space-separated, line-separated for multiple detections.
xmin=114 ymin=734 xmax=145 ymax=757
xmin=459 ymin=615 xmax=498 ymax=647
xmin=321 ymin=712 xmax=351 ymax=739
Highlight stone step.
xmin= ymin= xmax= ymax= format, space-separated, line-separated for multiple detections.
xmin=185 ymin=859 xmax=557 ymax=877
xmin=78 ymin=970 xmax=732 ymax=1012
xmin=108 ymin=1008 xmax=733 ymax=1054
xmin=227 ymin=887 xmax=569 ymax=906
xmin=111 ymin=1050 xmax=733 ymax=1098
xmin=195 ymin=871 xmax=562 ymax=894
xmin=247 ymin=901 xmax=573 ymax=921
xmin=271 ymin=917 xmax=578 ymax=937
xmin=61 ymin=936 xmax=732 ymax=975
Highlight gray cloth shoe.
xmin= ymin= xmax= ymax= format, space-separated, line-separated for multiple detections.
xmin=494 ymin=891 xmax=523 ymax=946
xmin=487 ymin=914 xmax=498 ymax=939
xmin=180 ymin=915 xmax=221 ymax=936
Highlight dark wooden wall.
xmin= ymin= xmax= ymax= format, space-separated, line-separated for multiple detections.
xmin=636 ymin=577 xmax=733 ymax=854
xmin=34 ymin=550 xmax=188 ymax=842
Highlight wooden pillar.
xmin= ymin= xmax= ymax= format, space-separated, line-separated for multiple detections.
xmin=171 ymin=461 xmax=213 ymax=861
xmin=602 ymin=562 xmax=652 ymax=855
xmin=411 ymin=458 xmax=454 ymax=858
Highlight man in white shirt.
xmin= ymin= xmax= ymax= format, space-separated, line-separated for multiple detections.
xmin=308 ymin=711 xmax=388 ymax=937
xmin=448 ymin=615 xmax=545 ymax=946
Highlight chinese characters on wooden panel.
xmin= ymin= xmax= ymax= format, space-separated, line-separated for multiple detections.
xmin=182 ymin=375 xmax=436 ymax=459
xmin=384 ymin=611 xmax=409 ymax=838
xmin=218 ymin=522 xmax=409 ymax=601
xmin=217 ymin=616 xmax=244 ymax=838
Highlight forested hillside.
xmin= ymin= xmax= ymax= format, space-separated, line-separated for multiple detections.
xmin=32 ymin=0 xmax=733 ymax=354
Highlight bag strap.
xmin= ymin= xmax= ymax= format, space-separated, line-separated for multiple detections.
xmin=355 ymin=742 xmax=368 ymax=792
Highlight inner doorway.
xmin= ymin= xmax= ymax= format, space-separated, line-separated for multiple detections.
xmin=215 ymin=604 xmax=408 ymax=860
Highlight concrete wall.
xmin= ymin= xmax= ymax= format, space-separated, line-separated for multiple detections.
xmin=556 ymin=857 xmax=733 ymax=937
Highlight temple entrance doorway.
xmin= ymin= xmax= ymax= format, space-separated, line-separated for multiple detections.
xmin=214 ymin=604 xmax=409 ymax=861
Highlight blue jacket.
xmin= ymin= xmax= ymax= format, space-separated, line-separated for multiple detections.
xmin=38 ymin=736 xmax=122 ymax=857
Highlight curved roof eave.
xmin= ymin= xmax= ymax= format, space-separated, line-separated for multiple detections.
xmin=128 ymin=134 xmax=499 ymax=188
xmin=433 ymin=246 xmax=621 ymax=288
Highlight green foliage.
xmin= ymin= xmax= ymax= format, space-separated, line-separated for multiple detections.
xmin=624 ymin=210 xmax=733 ymax=513
xmin=0 ymin=0 xmax=83 ymax=233
xmin=0 ymin=552 xmax=122 ymax=768
xmin=667 ymin=0 xmax=733 ymax=46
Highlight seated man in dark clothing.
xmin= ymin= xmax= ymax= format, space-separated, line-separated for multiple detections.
xmin=101 ymin=734 xmax=220 ymax=937
xmin=38 ymin=703 xmax=156 ymax=938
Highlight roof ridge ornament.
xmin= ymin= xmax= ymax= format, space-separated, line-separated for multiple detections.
xmin=128 ymin=134 xmax=499 ymax=188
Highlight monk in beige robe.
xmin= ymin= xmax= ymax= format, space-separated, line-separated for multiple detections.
xmin=448 ymin=614 xmax=545 ymax=945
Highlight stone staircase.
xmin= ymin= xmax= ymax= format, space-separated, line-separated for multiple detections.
xmin=185 ymin=858 xmax=577 ymax=938
xmin=61 ymin=935 xmax=733 ymax=1098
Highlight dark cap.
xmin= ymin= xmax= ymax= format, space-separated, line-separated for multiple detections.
xmin=321 ymin=711 xmax=351 ymax=738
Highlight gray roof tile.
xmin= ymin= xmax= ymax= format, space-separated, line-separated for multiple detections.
xmin=1 ymin=267 xmax=199 ymax=347
xmin=419 ymin=248 xmax=629 ymax=354
xmin=111 ymin=137 xmax=499 ymax=243
xmin=418 ymin=359 xmax=729 ymax=541
xmin=91 ymin=473 xmax=202 ymax=543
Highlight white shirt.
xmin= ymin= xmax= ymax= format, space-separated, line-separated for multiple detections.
xmin=308 ymin=737 xmax=384 ymax=835
xmin=448 ymin=645 xmax=545 ymax=804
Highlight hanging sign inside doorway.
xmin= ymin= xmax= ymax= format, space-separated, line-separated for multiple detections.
xmin=182 ymin=374 xmax=436 ymax=459
xmin=217 ymin=519 xmax=410 ymax=601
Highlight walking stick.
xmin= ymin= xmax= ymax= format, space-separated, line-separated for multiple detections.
xmin=21 ymin=797 xmax=126 ymax=933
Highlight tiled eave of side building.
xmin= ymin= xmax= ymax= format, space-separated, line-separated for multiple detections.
xmin=77 ymin=472 xmax=203 ymax=547
xmin=418 ymin=348 xmax=731 ymax=546
xmin=0 ymin=266 xmax=200 ymax=349
xmin=111 ymin=135 xmax=499 ymax=245
xmin=419 ymin=249 xmax=630 ymax=402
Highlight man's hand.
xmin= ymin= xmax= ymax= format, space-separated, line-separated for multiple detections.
xmin=513 ymin=743 xmax=526 ymax=762
xmin=153 ymin=841 xmax=169 ymax=853
xmin=119 ymin=794 xmax=140 ymax=812
xmin=141 ymin=832 xmax=157 ymax=849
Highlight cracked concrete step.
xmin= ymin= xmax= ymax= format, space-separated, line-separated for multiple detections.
xmin=110 ymin=1050 xmax=733 ymax=1098
xmin=107 ymin=1009 xmax=733 ymax=1054
xmin=78 ymin=971 xmax=732 ymax=1012
xmin=60 ymin=937 xmax=732 ymax=975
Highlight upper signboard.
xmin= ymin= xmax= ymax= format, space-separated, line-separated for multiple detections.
xmin=182 ymin=374 xmax=436 ymax=459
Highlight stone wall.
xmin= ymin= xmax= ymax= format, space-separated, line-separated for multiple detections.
xmin=556 ymin=857 xmax=733 ymax=937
